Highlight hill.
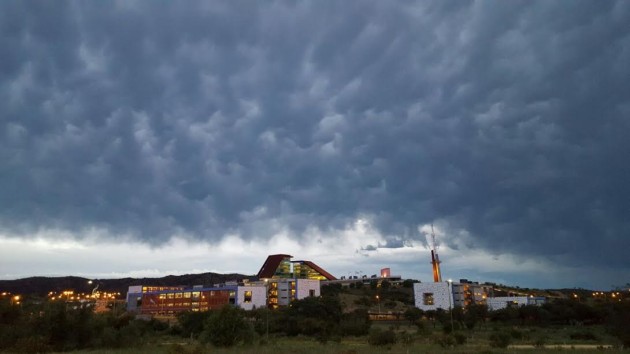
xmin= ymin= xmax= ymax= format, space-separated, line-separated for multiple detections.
xmin=0 ymin=272 xmax=254 ymax=296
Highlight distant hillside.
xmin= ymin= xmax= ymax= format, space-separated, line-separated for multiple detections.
xmin=0 ymin=272 xmax=254 ymax=296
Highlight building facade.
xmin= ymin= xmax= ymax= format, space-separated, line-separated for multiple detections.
xmin=264 ymin=278 xmax=320 ymax=308
xmin=126 ymin=284 xmax=266 ymax=315
xmin=486 ymin=296 xmax=546 ymax=310
xmin=413 ymin=282 xmax=454 ymax=311
xmin=414 ymin=280 xmax=544 ymax=312
xmin=256 ymin=254 xmax=336 ymax=281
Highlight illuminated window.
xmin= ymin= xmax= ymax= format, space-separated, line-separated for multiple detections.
xmin=184 ymin=292 xmax=191 ymax=298
xmin=175 ymin=293 xmax=183 ymax=298
xmin=167 ymin=293 xmax=174 ymax=299
xmin=192 ymin=292 xmax=200 ymax=299
xmin=244 ymin=291 xmax=252 ymax=303
xmin=229 ymin=291 xmax=236 ymax=305
xmin=159 ymin=294 xmax=166 ymax=299
xmin=423 ymin=293 xmax=434 ymax=306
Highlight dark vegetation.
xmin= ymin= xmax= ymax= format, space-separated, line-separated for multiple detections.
xmin=1 ymin=282 xmax=630 ymax=352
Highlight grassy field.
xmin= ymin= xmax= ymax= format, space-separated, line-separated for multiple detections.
xmin=55 ymin=322 xmax=623 ymax=354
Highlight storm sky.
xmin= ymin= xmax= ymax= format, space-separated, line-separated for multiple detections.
xmin=1 ymin=1 xmax=629 ymax=289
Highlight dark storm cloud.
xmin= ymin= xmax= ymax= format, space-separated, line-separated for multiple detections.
xmin=1 ymin=1 xmax=629 ymax=274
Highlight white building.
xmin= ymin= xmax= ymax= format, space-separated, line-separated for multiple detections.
xmin=264 ymin=278 xmax=320 ymax=308
xmin=236 ymin=285 xmax=267 ymax=310
xmin=414 ymin=281 xmax=494 ymax=311
xmin=486 ymin=296 xmax=546 ymax=310
xmin=413 ymin=282 xmax=455 ymax=311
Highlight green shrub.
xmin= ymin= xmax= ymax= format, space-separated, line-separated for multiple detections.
xmin=533 ymin=336 xmax=547 ymax=348
xmin=12 ymin=336 xmax=51 ymax=354
xmin=489 ymin=331 xmax=512 ymax=348
xmin=368 ymin=328 xmax=396 ymax=346
xmin=434 ymin=334 xmax=455 ymax=348
xmin=510 ymin=328 xmax=523 ymax=339
xmin=570 ymin=331 xmax=598 ymax=341
xmin=398 ymin=331 xmax=414 ymax=346
xmin=201 ymin=305 xmax=254 ymax=347
xmin=340 ymin=309 xmax=371 ymax=336
xmin=453 ymin=332 xmax=467 ymax=345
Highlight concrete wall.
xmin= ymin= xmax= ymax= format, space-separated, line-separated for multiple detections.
xmin=296 ymin=279 xmax=320 ymax=299
xmin=126 ymin=285 xmax=143 ymax=311
xmin=236 ymin=285 xmax=267 ymax=310
xmin=413 ymin=282 xmax=454 ymax=311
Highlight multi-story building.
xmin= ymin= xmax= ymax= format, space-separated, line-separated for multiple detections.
xmin=264 ymin=278 xmax=320 ymax=308
xmin=125 ymin=254 xmax=334 ymax=315
xmin=256 ymin=254 xmax=332 ymax=308
xmin=256 ymin=254 xmax=336 ymax=281
xmin=414 ymin=280 xmax=493 ymax=311
xmin=126 ymin=284 xmax=266 ymax=315
xmin=414 ymin=279 xmax=544 ymax=312
xmin=453 ymin=280 xmax=493 ymax=307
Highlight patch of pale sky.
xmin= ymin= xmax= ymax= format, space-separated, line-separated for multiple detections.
xmin=0 ymin=218 xmax=626 ymax=289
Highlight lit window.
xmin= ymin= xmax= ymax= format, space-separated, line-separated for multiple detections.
xmin=192 ymin=292 xmax=200 ymax=299
xmin=184 ymin=292 xmax=191 ymax=298
xmin=244 ymin=291 xmax=252 ymax=303
xmin=423 ymin=293 xmax=434 ymax=306
xmin=167 ymin=293 xmax=174 ymax=299
xmin=175 ymin=293 xmax=183 ymax=298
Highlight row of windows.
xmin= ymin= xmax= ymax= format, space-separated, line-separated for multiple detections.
xmin=155 ymin=291 xmax=233 ymax=300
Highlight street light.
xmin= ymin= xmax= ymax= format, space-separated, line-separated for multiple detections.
xmin=447 ymin=279 xmax=454 ymax=333
xmin=376 ymin=295 xmax=381 ymax=316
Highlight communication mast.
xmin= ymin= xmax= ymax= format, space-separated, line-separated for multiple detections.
xmin=430 ymin=224 xmax=443 ymax=282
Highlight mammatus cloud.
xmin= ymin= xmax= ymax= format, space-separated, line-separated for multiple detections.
xmin=1 ymin=1 xmax=630 ymax=287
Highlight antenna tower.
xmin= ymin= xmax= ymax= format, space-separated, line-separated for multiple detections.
xmin=430 ymin=224 xmax=443 ymax=282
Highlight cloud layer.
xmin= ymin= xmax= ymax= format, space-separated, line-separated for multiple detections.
xmin=1 ymin=1 xmax=629 ymax=286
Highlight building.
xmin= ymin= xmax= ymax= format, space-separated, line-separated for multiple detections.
xmin=454 ymin=280 xmax=493 ymax=307
xmin=256 ymin=254 xmax=336 ymax=281
xmin=126 ymin=283 xmax=266 ymax=315
xmin=125 ymin=254 xmax=332 ymax=315
xmin=413 ymin=280 xmax=493 ymax=311
xmin=265 ymin=278 xmax=320 ymax=308
xmin=322 ymin=268 xmax=402 ymax=288
xmin=256 ymin=254 xmax=330 ymax=308
xmin=414 ymin=282 xmax=454 ymax=311
xmin=486 ymin=296 xmax=546 ymax=311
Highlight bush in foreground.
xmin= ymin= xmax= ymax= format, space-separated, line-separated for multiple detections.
xmin=201 ymin=306 xmax=254 ymax=347
xmin=489 ymin=331 xmax=512 ymax=348
xmin=368 ymin=328 xmax=396 ymax=347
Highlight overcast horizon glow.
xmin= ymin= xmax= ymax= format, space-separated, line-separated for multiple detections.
xmin=1 ymin=1 xmax=629 ymax=290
